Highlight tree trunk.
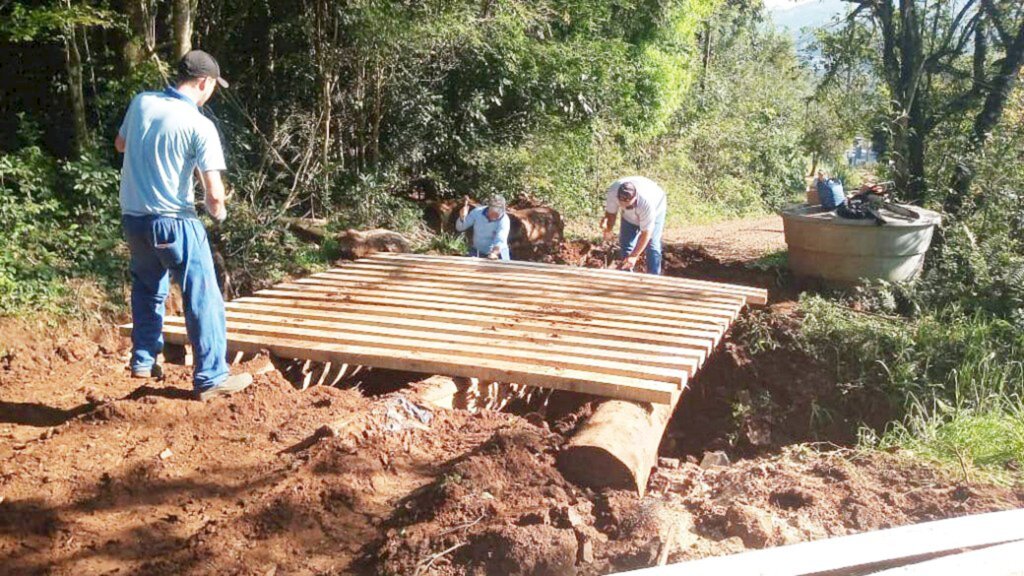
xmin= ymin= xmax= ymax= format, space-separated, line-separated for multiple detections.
xmin=699 ymin=20 xmax=712 ymax=94
xmin=64 ymin=24 xmax=90 ymax=155
xmin=172 ymin=0 xmax=196 ymax=60
xmin=947 ymin=19 xmax=1024 ymax=214
xmin=124 ymin=0 xmax=157 ymax=66
xmin=906 ymin=102 xmax=928 ymax=203
xmin=557 ymin=396 xmax=680 ymax=497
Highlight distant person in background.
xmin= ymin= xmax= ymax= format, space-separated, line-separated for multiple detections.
xmin=814 ymin=170 xmax=846 ymax=210
xmin=600 ymin=176 xmax=667 ymax=275
xmin=456 ymin=194 xmax=511 ymax=260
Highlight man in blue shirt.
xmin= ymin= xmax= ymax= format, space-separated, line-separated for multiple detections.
xmin=115 ymin=50 xmax=251 ymax=400
xmin=456 ymin=195 xmax=511 ymax=260
xmin=600 ymin=176 xmax=668 ymax=274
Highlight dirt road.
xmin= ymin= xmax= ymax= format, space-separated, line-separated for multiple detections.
xmin=663 ymin=215 xmax=786 ymax=262
xmin=2 ymin=217 xmax=1021 ymax=575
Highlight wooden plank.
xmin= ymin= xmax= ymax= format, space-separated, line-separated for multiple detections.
xmin=292 ymin=276 xmax=742 ymax=326
xmin=216 ymin=309 xmax=701 ymax=373
xmin=370 ymin=253 xmax=769 ymax=305
xmin=272 ymin=281 xmax=732 ymax=330
xmin=309 ymin=268 xmax=744 ymax=317
xmin=254 ymin=289 xmax=728 ymax=341
xmin=324 ymin=261 xmax=747 ymax=312
xmin=156 ymin=325 xmax=679 ymax=404
xmin=224 ymin=300 xmax=711 ymax=360
xmin=165 ymin=315 xmax=690 ymax=384
xmin=371 ymin=252 xmax=769 ymax=300
xmin=869 ymin=540 xmax=1024 ymax=575
xmin=613 ymin=509 xmax=1024 ymax=576
xmin=230 ymin=296 xmax=722 ymax=349
xmin=345 ymin=257 xmax=751 ymax=308
xmin=123 ymin=253 xmax=763 ymax=403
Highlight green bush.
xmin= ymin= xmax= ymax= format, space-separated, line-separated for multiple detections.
xmin=0 ymin=136 xmax=124 ymax=316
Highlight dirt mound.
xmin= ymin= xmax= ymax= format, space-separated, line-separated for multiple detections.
xmin=649 ymin=447 xmax=1024 ymax=560
xmin=3 ymin=295 xmax=1023 ymax=575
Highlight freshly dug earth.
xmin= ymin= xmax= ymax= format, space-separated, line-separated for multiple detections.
xmin=3 ymin=319 xmax=1023 ymax=575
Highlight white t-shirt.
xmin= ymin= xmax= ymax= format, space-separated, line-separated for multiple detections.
xmin=604 ymin=176 xmax=667 ymax=231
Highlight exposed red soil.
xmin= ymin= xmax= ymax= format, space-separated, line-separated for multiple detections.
xmin=2 ymin=219 xmax=1023 ymax=574
xmin=3 ymin=316 xmax=1022 ymax=576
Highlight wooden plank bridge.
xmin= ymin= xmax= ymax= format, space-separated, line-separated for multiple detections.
xmin=121 ymin=253 xmax=767 ymax=404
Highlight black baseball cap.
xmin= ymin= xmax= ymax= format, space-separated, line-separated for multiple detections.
xmin=178 ymin=50 xmax=229 ymax=88
xmin=617 ymin=181 xmax=638 ymax=202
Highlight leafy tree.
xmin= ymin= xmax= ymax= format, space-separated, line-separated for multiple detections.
xmin=819 ymin=0 xmax=1024 ymax=210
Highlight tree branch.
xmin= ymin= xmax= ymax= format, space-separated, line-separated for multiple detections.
xmin=981 ymin=0 xmax=1012 ymax=45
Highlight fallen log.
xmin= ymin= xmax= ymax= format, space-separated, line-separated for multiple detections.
xmin=282 ymin=217 xmax=411 ymax=258
xmin=557 ymin=395 xmax=680 ymax=497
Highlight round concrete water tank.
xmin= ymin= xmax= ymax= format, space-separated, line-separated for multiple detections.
xmin=782 ymin=204 xmax=942 ymax=284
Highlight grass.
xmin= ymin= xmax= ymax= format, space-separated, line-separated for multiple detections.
xmin=798 ymin=294 xmax=1024 ymax=480
xmin=746 ymin=249 xmax=788 ymax=272
xmin=875 ymin=403 xmax=1024 ymax=483
xmin=418 ymin=231 xmax=468 ymax=255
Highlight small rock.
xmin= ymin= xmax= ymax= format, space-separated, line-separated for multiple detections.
xmin=724 ymin=504 xmax=774 ymax=548
xmin=658 ymin=457 xmax=681 ymax=469
xmin=685 ymin=454 xmax=699 ymax=464
xmin=159 ymin=448 xmax=173 ymax=460
xmin=700 ymin=451 xmax=730 ymax=469
xmin=565 ymin=506 xmax=585 ymax=528
xmin=523 ymin=412 xmax=549 ymax=430
xmin=552 ymin=505 xmax=585 ymax=529
xmin=577 ymin=533 xmax=594 ymax=564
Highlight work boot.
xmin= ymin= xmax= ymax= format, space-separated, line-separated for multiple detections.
xmin=131 ymin=364 xmax=163 ymax=379
xmin=195 ymin=373 xmax=253 ymax=401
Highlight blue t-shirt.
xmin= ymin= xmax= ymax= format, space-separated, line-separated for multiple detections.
xmin=455 ymin=206 xmax=510 ymax=254
xmin=118 ymin=87 xmax=226 ymax=219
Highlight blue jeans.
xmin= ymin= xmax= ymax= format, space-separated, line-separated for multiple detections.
xmin=620 ymin=210 xmax=666 ymax=275
xmin=468 ymin=246 xmax=510 ymax=260
xmin=123 ymin=215 xmax=229 ymax=391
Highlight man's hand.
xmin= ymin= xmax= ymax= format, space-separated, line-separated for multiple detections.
xmin=619 ymin=255 xmax=638 ymax=271
xmin=201 ymin=171 xmax=228 ymax=222
xmin=460 ymin=195 xmax=471 ymax=220
xmin=487 ymin=246 xmax=501 ymax=260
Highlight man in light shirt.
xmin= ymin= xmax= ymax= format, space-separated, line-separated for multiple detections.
xmin=600 ymin=176 xmax=668 ymax=274
xmin=116 ymin=50 xmax=251 ymax=400
xmin=456 ymin=195 xmax=511 ymax=260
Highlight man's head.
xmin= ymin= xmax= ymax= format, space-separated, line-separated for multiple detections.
xmin=617 ymin=181 xmax=638 ymax=209
xmin=486 ymin=195 xmax=506 ymax=220
xmin=175 ymin=50 xmax=229 ymax=107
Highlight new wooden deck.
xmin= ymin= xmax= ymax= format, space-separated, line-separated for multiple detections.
xmin=120 ymin=253 xmax=767 ymax=404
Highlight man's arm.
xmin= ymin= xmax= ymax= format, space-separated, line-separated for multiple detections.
xmin=455 ymin=206 xmax=474 ymax=232
xmin=114 ymin=134 xmax=126 ymax=154
xmin=620 ymin=228 xmax=652 ymax=270
xmin=200 ymin=170 xmax=228 ymax=222
xmin=600 ymin=183 xmax=620 ymax=240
